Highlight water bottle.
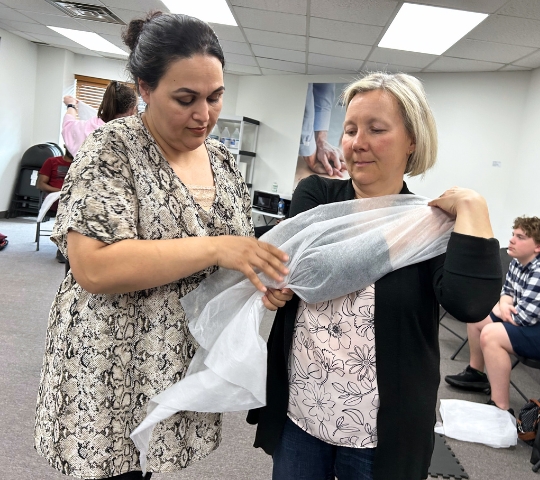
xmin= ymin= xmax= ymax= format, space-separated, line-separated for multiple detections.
xmin=209 ymin=124 xmax=220 ymax=141
xmin=220 ymin=127 xmax=231 ymax=147
xmin=231 ymin=127 xmax=240 ymax=149
xmin=278 ymin=198 xmax=285 ymax=216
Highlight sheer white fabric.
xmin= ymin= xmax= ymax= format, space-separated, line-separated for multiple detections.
xmin=131 ymin=194 xmax=454 ymax=473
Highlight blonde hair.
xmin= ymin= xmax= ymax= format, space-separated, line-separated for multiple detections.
xmin=342 ymin=72 xmax=438 ymax=177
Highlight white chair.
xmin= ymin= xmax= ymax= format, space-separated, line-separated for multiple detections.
xmin=35 ymin=191 xmax=61 ymax=251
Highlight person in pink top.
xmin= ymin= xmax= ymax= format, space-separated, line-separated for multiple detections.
xmin=62 ymin=80 xmax=138 ymax=156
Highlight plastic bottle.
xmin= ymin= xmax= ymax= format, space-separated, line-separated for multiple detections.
xmin=220 ymin=127 xmax=231 ymax=148
xmin=209 ymin=124 xmax=220 ymax=141
xmin=231 ymin=127 xmax=240 ymax=149
xmin=271 ymin=182 xmax=278 ymax=193
xmin=278 ymin=198 xmax=285 ymax=216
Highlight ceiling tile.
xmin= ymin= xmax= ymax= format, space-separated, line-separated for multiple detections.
xmin=260 ymin=67 xmax=297 ymax=75
xmin=225 ymin=63 xmax=261 ymax=75
xmin=0 ymin=19 xmax=55 ymax=35
xmin=368 ymin=48 xmax=437 ymax=68
xmin=309 ymin=37 xmax=371 ymax=60
xmin=211 ymin=24 xmax=245 ymax=43
xmin=361 ymin=61 xmax=422 ymax=73
xmin=67 ymin=46 xmax=104 ymax=57
xmin=308 ymin=52 xmax=362 ymax=71
xmin=244 ymin=28 xmax=305 ymax=51
xmin=21 ymin=11 xmax=87 ymax=29
xmin=26 ymin=32 xmax=85 ymax=48
xmin=427 ymin=56 xmax=504 ymax=72
xmin=311 ymin=0 xmax=398 ymax=27
xmin=75 ymin=18 xmax=123 ymax=35
xmin=234 ymin=6 xmax=305 ymax=35
xmin=100 ymin=33 xmax=127 ymax=50
xmin=309 ymin=17 xmax=381 ymax=45
xmin=252 ymin=45 xmax=305 ymax=63
xmin=467 ymin=15 xmax=540 ymax=48
xmin=256 ymin=57 xmax=305 ymax=73
xmin=231 ymin=0 xmax=307 ymax=15
xmin=307 ymin=64 xmax=356 ymax=74
xmin=499 ymin=64 xmax=532 ymax=71
xmin=103 ymin=0 xmax=165 ymax=13
xmin=10 ymin=30 xmax=40 ymax=42
xmin=106 ymin=7 xmax=145 ymax=24
xmin=0 ymin=6 xmax=37 ymax=23
xmin=444 ymin=38 xmax=536 ymax=64
xmin=496 ymin=0 xmax=540 ymax=19
xmin=224 ymin=52 xmax=258 ymax=66
xmin=513 ymin=50 xmax=540 ymax=68
xmin=0 ymin=0 xmax=61 ymax=15
xmin=220 ymin=39 xmax=252 ymax=56
xmin=406 ymin=0 xmax=507 ymax=14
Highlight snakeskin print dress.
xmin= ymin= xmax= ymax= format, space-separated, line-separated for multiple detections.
xmin=34 ymin=115 xmax=254 ymax=479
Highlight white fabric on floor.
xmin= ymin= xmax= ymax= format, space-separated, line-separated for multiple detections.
xmin=131 ymin=194 xmax=455 ymax=472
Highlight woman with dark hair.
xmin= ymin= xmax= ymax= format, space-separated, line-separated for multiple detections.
xmin=62 ymin=80 xmax=138 ymax=156
xmin=34 ymin=11 xmax=292 ymax=480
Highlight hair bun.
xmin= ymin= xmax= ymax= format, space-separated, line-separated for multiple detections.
xmin=122 ymin=11 xmax=163 ymax=52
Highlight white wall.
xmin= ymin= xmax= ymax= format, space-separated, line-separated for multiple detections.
xmin=32 ymin=46 xmax=75 ymax=146
xmin=0 ymin=28 xmax=37 ymax=213
xmin=235 ymin=70 xmax=534 ymax=242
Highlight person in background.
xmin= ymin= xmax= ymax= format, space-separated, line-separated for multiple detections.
xmin=445 ymin=216 xmax=540 ymax=414
xmin=248 ymin=72 xmax=502 ymax=480
xmin=36 ymin=146 xmax=74 ymax=263
xmin=34 ymin=11 xmax=292 ymax=480
xmin=62 ymin=80 xmax=138 ymax=157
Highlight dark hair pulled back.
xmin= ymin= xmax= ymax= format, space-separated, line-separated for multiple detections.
xmin=122 ymin=11 xmax=225 ymax=93
xmin=97 ymin=81 xmax=138 ymax=123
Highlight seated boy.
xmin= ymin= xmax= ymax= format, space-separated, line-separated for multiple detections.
xmin=445 ymin=216 xmax=540 ymax=413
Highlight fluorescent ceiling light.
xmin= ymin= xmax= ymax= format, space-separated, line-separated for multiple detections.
xmin=47 ymin=26 xmax=128 ymax=56
xmin=379 ymin=3 xmax=488 ymax=55
xmin=161 ymin=0 xmax=237 ymax=26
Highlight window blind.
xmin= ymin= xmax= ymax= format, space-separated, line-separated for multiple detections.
xmin=74 ymin=75 xmax=109 ymax=110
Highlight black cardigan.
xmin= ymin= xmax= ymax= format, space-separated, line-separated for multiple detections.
xmin=247 ymin=175 xmax=502 ymax=480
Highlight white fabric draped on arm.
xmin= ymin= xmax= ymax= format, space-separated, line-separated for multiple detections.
xmin=131 ymin=194 xmax=454 ymax=473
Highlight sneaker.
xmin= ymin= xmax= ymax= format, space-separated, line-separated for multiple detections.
xmin=445 ymin=365 xmax=490 ymax=391
xmin=486 ymin=399 xmax=515 ymax=417
xmin=55 ymin=249 xmax=66 ymax=264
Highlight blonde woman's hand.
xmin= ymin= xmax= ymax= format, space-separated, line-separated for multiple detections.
xmin=428 ymin=187 xmax=494 ymax=238
xmin=213 ymin=236 xmax=289 ymax=293
xmin=263 ymin=288 xmax=294 ymax=311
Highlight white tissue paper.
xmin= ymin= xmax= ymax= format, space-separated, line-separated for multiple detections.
xmin=131 ymin=194 xmax=455 ymax=472
xmin=438 ymin=399 xmax=517 ymax=448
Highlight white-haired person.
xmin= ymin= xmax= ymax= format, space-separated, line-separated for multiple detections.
xmin=247 ymin=72 xmax=503 ymax=480
xmin=446 ymin=216 xmax=540 ymax=415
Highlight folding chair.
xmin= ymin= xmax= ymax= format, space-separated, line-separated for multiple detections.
xmin=35 ymin=191 xmax=61 ymax=251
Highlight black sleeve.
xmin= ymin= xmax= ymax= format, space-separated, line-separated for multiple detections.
xmin=289 ymin=175 xmax=326 ymax=217
xmin=433 ymin=232 xmax=502 ymax=322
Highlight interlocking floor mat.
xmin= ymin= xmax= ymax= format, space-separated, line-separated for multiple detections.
xmin=428 ymin=434 xmax=469 ymax=479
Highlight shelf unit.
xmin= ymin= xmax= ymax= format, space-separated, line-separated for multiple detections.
xmin=216 ymin=115 xmax=259 ymax=189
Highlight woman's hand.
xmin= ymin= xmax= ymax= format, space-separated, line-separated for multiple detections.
xmin=428 ymin=187 xmax=494 ymax=238
xmin=262 ymin=288 xmax=294 ymax=311
xmin=213 ymin=236 xmax=290 ymax=293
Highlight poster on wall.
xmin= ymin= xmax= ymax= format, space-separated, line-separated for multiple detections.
xmin=294 ymin=83 xmax=350 ymax=187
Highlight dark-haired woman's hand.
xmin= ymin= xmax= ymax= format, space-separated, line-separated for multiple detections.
xmin=212 ymin=236 xmax=289 ymax=293
xmin=63 ymin=95 xmax=78 ymax=106
xmin=263 ymin=288 xmax=294 ymax=311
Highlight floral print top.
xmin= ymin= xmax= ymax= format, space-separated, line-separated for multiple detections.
xmin=34 ymin=115 xmax=253 ymax=478
xmin=288 ymin=285 xmax=378 ymax=448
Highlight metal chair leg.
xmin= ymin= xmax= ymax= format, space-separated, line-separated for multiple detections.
xmin=450 ymin=338 xmax=469 ymax=360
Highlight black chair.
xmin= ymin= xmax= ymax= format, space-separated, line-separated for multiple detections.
xmin=511 ymin=355 xmax=540 ymax=402
xmin=7 ymin=143 xmax=62 ymax=218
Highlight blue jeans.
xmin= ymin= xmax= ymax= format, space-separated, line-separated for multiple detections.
xmin=272 ymin=418 xmax=376 ymax=480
